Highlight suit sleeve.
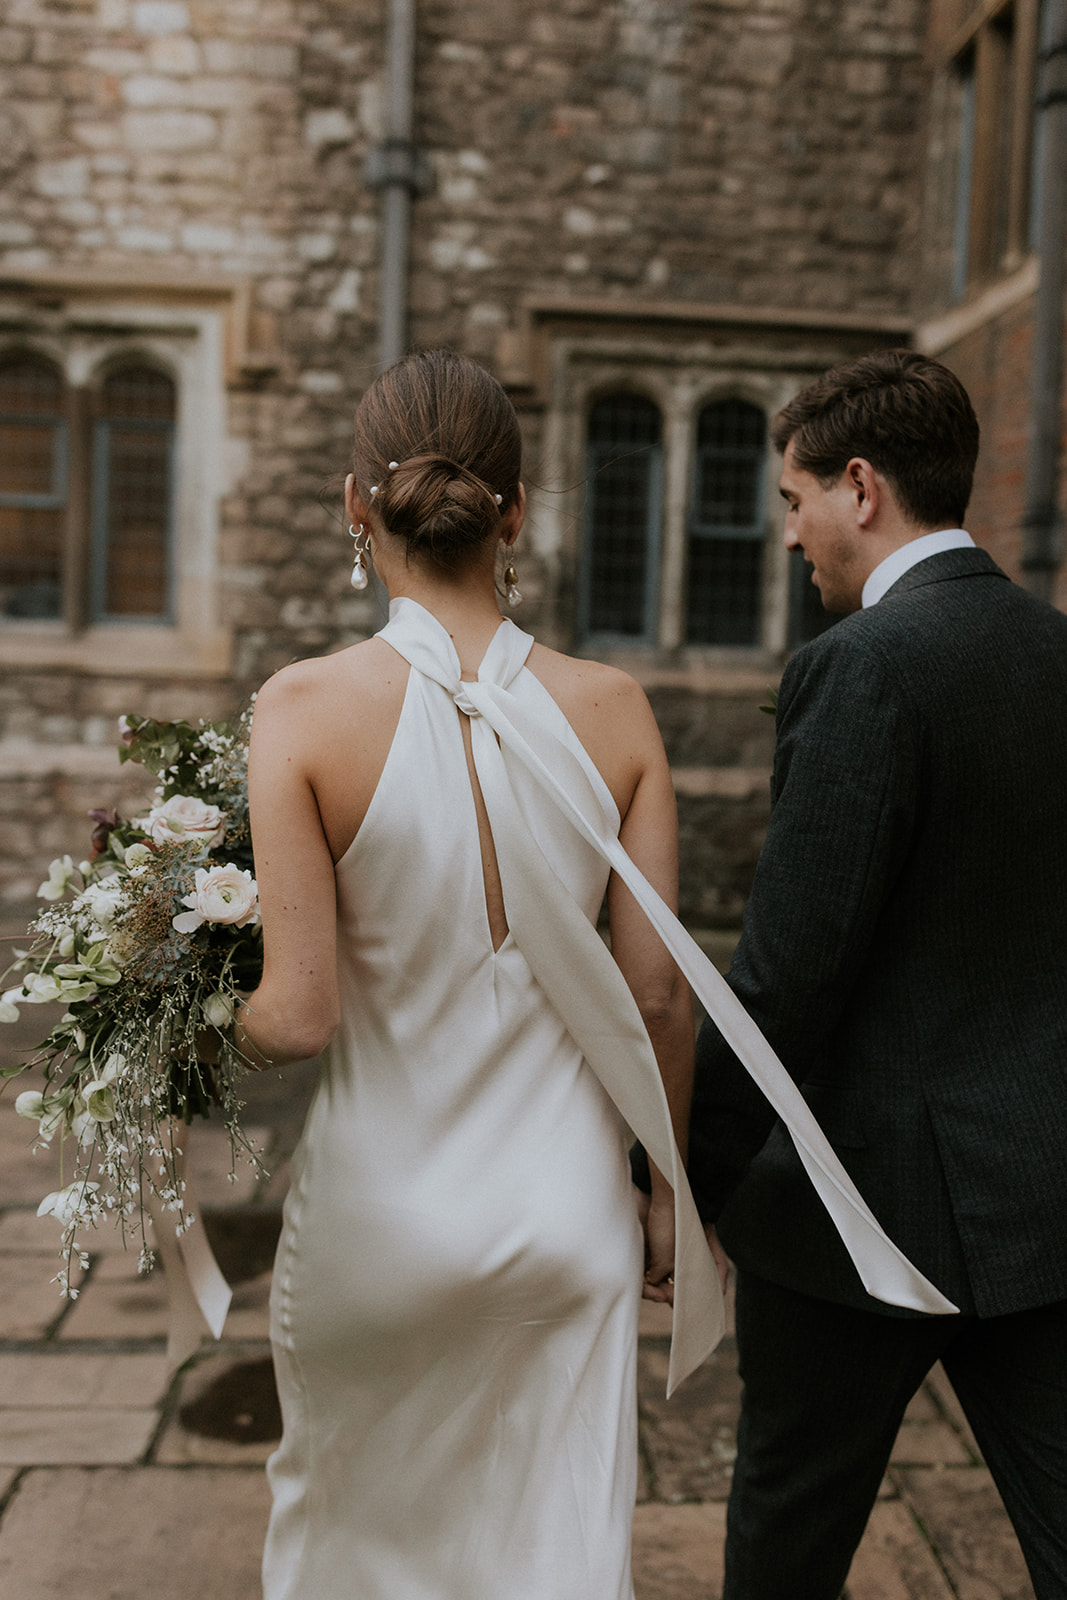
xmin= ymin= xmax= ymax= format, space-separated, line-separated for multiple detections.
xmin=687 ymin=624 xmax=922 ymax=1220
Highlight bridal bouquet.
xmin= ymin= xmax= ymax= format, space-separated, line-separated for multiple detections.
xmin=0 ymin=709 xmax=265 ymax=1294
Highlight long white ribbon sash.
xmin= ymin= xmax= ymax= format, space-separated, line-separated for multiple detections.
xmin=382 ymin=601 xmax=957 ymax=1394
xmin=147 ymin=1131 xmax=233 ymax=1370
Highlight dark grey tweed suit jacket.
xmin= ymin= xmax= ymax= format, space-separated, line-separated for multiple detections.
xmin=690 ymin=547 xmax=1067 ymax=1319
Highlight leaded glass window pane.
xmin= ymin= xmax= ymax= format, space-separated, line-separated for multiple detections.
xmin=0 ymin=357 xmax=68 ymax=619
xmin=92 ymin=366 xmax=174 ymax=620
xmin=582 ymin=394 xmax=662 ymax=640
xmin=686 ymin=399 xmax=766 ymax=646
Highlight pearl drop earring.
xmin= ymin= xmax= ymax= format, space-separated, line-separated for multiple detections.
xmin=349 ymin=523 xmax=370 ymax=591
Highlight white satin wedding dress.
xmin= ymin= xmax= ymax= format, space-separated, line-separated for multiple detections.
xmin=262 ymin=599 xmax=696 ymax=1600
xmin=261 ymin=598 xmax=953 ymax=1600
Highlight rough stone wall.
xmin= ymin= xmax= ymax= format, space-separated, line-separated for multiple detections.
xmin=0 ymin=0 xmax=934 ymax=909
xmin=409 ymin=0 xmax=928 ymax=345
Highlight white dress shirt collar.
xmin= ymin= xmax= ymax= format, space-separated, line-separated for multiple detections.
xmin=861 ymin=529 xmax=975 ymax=609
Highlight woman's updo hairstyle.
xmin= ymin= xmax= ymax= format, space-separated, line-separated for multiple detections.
xmin=352 ymin=348 xmax=522 ymax=571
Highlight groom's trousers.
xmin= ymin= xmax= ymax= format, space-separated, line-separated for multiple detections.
xmin=721 ymin=1271 xmax=1067 ymax=1600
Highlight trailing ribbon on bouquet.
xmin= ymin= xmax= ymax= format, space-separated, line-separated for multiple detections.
xmin=381 ymin=600 xmax=958 ymax=1396
xmin=145 ymin=1131 xmax=233 ymax=1370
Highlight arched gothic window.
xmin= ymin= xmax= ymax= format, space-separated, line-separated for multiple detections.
xmin=0 ymin=356 xmax=68 ymax=619
xmin=91 ymin=366 xmax=175 ymax=621
xmin=686 ymin=399 xmax=766 ymax=646
xmin=580 ymin=393 xmax=663 ymax=641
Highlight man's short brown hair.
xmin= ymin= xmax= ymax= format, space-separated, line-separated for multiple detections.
xmin=771 ymin=350 xmax=980 ymax=528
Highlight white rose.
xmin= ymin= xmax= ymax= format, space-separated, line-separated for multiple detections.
xmin=142 ymin=795 xmax=225 ymax=848
xmin=172 ymin=864 xmax=259 ymax=934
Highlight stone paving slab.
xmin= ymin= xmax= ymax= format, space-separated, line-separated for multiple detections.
xmin=638 ymin=1338 xmax=742 ymax=1503
xmin=0 ymin=1353 xmax=168 ymax=1409
xmin=56 ymin=1252 xmax=168 ymax=1342
xmin=844 ymin=1498 xmax=956 ymax=1599
xmin=889 ymin=1417 xmax=973 ymax=1467
xmin=0 ymin=1467 xmax=270 ymax=1600
xmin=632 ymin=1501 xmax=726 ymax=1599
xmin=157 ymin=1348 xmax=279 ymax=1466
xmin=0 ymin=1256 xmax=82 ymax=1341
xmin=0 ymin=1406 xmax=158 ymax=1466
xmin=0 ymin=1119 xmax=61 ymax=1209
xmin=186 ymin=1123 xmax=272 ymax=1208
xmin=0 ymin=1206 xmax=158 ymax=1256
xmin=0 ymin=1101 xmax=269 ymax=1213
xmin=895 ymin=1468 xmax=1035 ymax=1600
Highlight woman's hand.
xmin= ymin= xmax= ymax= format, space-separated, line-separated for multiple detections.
xmin=636 ymin=1187 xmax=676 ymax=1304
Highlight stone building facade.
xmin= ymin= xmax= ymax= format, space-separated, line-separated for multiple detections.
xmin=0 ymin=0 xmax=1062 ymax=924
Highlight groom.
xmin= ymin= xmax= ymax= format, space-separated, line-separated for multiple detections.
xmin=687 ymin=351 xmax=1067 ymax=1598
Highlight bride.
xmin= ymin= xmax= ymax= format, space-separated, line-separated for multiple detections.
xmin=234 ymin=348 xmax=715 ymax=1599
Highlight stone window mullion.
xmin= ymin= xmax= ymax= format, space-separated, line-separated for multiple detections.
xmin=657 ymin=394 xmax=692 ymax=652
xmin=63 ymin=383 xmax=92 ymax=633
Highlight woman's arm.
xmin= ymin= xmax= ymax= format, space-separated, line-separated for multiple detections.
xmin=235 ymin=669 xmax=341 ymax=1070
xmin=606 ymin=679 xmax=694 ymax=1299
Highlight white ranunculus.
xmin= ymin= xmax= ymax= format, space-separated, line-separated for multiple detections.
xmin=37 ymin=855 xmax=75 ymax=902
xmin=80 ymin=1053 xmax=123 ymax=1125
xmin=70 ymin=1101 xmax=97 ymax=1146
xmin=37 ymin=1181 xmax=99 ymax=1228
xmin=142 ymin=794 xmax=225 ymax=848
xmin=20 ymin=973 xmax=62 ymax=1004
xmin=16 ymin=1090 xmax=67 ymax=1143
xmin=124 ymin=842 xmax=153 ymax=869
xmin=76 ymin=881 xmax=125 ymax=930
xmin=172 ymin=864 xmax=259 ymax=934
xmin=15 ymin=1090 xmax=45 ymax=1122
xmin=202 ymin=991 xmax=234 ymax=1029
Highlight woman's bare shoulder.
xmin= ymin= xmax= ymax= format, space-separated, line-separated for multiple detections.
xmin=253 ymin=638 xmax=407 ymax=722
xmin=526 ymin=643 xmax=654 ymax=725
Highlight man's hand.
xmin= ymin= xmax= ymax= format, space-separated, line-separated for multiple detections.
xmin=705 ymin=1222 xmax=729 ymax=1293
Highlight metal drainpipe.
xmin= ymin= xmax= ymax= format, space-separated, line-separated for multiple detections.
xmin=1021 ymin=0 xmax=1067 ymax=601
xmin=366 ymin=0 xmax=429 ymax=371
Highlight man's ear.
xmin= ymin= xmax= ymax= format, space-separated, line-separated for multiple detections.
xmin=845 ymin=457 xmax=880 ymax=528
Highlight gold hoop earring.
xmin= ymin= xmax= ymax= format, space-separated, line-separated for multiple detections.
xmin=349 ymin=523 xmax=371 ymax=591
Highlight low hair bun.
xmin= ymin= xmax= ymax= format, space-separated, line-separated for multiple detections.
xmin=350 ymin=349 xmax=521 ymax=573
xmin=377 ymin=454 xmax=501 ymax=565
